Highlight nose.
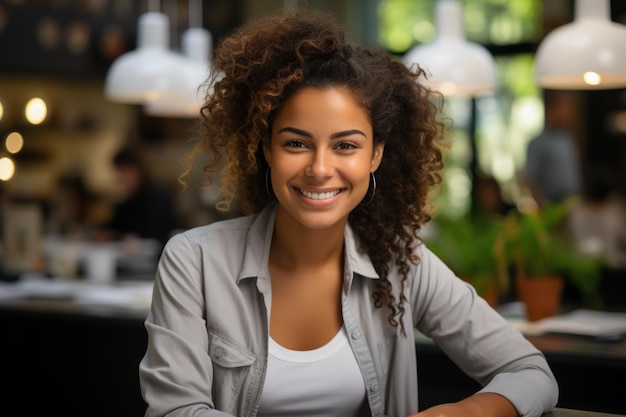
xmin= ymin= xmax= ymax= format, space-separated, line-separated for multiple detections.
xmin=306 ymin=149 xmax=333 ymax=180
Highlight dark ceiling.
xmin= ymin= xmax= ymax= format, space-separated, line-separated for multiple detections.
xmin=0 ymin=0 xmax=243 ymax=79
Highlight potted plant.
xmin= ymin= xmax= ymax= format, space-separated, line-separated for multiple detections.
xmin=493 ymin=200 xmax=603 ymax=321
xmin=423 ymin=213 xmax=508 ymax=308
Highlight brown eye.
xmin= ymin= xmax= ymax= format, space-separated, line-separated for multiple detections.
xmin=336 ymin=142 xmax=357 ymax=150
xmin=285 ymin=140 xmax=307 ymax=149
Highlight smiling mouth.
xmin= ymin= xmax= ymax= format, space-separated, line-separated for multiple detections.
xmin=297 ymin=188 xmax=344 ymax=200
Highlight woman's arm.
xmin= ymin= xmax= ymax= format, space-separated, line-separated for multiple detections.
xmin=140 ymin=233 xmax=232 ymax=417
xmin=411 ymin=246 xmax=558 ymax=417
xmin=413 ymin=393 xmax=519 ymax=417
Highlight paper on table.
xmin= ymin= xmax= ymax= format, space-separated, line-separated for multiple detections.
xmin=0 ymin=276 xmax=153 ymax=311
xmin=74 ymin=282 xmax=154 ymax=310
xmin=514 ymin=309 xmax=626 ymax=337
xmin=0 ymin=275 xmax=81 ymax=300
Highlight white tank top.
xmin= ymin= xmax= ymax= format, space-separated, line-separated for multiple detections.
xmin=257 ymin=326 xmax=367 ymax=417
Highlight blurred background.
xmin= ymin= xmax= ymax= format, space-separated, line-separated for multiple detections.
xmin=1 ymin=1 xmax=625 ymax=416
xmin=1 ymin=0 xmax=625 ymax=292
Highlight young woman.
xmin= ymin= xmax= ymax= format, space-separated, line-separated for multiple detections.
xmin=139 ymin=10 xmax=558 ymax=417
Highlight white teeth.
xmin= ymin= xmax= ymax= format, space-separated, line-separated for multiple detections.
xmin=299 ymin=189 xmax=341 ymax=200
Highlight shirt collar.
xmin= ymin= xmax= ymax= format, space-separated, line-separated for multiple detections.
xmin=343 ymin=221 xmax=379 ymax=280
xmin=237 ymin=203 xmax=276 ymax=285
xmin=237 ymin=202 xmax=380 ymax=285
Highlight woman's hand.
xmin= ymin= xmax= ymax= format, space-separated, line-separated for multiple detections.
xmin=410 ymin=393 xmax=519 ymax=417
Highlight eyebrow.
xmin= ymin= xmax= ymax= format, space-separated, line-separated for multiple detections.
xmin=277 ymin=127 xmax=367 ymax=139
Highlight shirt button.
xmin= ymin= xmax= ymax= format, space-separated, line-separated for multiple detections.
xmin=214 ymin=347 xmax=224 ymax=358
xmin=351 ymin=329 xmax=361 ymax=340
xmin=369 ymin=383 xmax=379 ymax=393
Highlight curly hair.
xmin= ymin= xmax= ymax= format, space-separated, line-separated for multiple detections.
xmin=182 ymin=9 xmax=447 ymax=335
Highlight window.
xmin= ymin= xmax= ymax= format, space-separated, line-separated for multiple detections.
xmin=379 ymin=0 xmax=544 ymax=217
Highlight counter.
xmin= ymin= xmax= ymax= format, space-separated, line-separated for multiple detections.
xmin=1 ymin=282 xmax=151 ymax=417
xmin=1 ymin=280 xmax=625 ymax=416
xmin=416 ymin=329 xmax=626 ymax=415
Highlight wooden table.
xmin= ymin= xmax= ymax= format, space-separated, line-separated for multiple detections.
xmin=550 ymin=409 xmax=625 ymax=417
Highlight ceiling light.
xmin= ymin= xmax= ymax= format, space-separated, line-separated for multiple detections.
xmin=535 ymin=0 xmax=626 ymax=90
xmin=403 ymin=0 xmax=497 ymax=97
xmin=104 ymin=7 xmax=188 ymax=103
xmin=144 ymin=27 xmax=212 ymax=118
xmin=144 ymin=0 xmax=212 ymax=117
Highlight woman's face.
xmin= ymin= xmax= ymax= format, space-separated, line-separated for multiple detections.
xmin=264 ymin=86 xmax=384 ymax=231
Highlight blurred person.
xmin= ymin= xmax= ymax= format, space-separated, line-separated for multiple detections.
xmin=96 ymin=146 xmax=178 ymax=253
xmin=567 ymin=163 xmax=626 ymax=269
xmin=138 ymin=10 xmax=558 ymax=417
xmin=473 ymin=174 xmax=515 ymax=217
xmin=48 ymin=173 xmax=99 ymax=238
xmin=523 ymin=90 xmax=582 ymax=207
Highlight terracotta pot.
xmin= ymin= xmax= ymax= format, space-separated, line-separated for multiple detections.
xmin=461 ymin=276 xmax=499 ymax=309
xmin=481 ymin=281 xmax=499 ymax=309
xmin=516 ymin=275 xmax=564 ymax=321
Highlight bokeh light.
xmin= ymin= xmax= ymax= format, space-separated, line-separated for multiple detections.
xmin=0 ymin=156 xmax=15 ymax=181
xmin=25 ymin=97 xmax=47 ymax=125
xmin=6 ymin=131 xmax=24 ymax=154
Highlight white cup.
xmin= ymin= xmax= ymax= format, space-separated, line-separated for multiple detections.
xmin=85 ymin=244 xmax=117 ymax=284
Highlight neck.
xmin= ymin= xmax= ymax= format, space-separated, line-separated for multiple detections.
xmin=270 ymin=207 xmax=346 ymax=272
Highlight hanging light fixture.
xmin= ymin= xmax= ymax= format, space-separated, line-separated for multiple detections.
xmin=104 ymin=0 xmax=188 ymax=104
xmin=403 ymin=0 xmax=497 ymax=97
xmin=144 ymin=0 xmax=212 ymax=118
xmin=535 ymin=0 xmax=626 ymax=90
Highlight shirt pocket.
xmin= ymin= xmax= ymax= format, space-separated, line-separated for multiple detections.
xmin=208 ymin=331 xmax=257 ymax=412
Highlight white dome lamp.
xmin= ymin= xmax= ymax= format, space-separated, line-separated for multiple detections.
xmin=145 ymin=0 xmax=213 ymax=118
xmin=104 ymin=0 xmax=188 ymax=104
xmin=535 ymin=0 xmax=626 ymax=90
xmin=403 ymin=0 xmax=497 ymax=97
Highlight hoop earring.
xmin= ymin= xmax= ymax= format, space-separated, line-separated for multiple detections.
xmin=360 ymin=172 xmax=376 ymax=206
xmin=265 ymin=167 xmax=273 ymax=197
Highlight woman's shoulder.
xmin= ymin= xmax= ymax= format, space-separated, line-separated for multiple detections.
xmin=167 ymin=214 xmax=257 ymax=250
xmin=404 ymin=240 xmax=457 ymax=285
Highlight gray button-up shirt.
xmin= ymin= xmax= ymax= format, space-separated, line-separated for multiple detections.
xmin=139 ymin=203 xmax=558 ymax=417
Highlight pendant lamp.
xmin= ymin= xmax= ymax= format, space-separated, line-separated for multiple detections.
xmin=144 ymin=0 xmax=212 ymax=118
xmin=104 ymin=2 xmax=188 ymax=103
xmin=535 ymin=0 xmax=626 ymax=90
xmin=403 ymin=0 xmax=497 ymax=97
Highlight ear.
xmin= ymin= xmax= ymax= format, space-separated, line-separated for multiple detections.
xmin=263 ymin=140 xmax=272 ymax=166
xmin=370 ymin=142 xmax=385 ymax=172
